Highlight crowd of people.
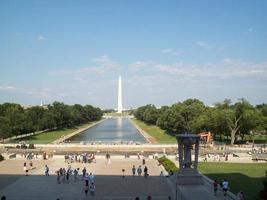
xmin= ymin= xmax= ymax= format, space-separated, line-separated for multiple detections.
xmin=203 ymin=153 xmax=229 ymax=162
xmin=64 ymin=153 xmax=96 ymax=164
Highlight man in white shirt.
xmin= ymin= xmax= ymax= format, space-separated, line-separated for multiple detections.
xmin=222 ymin=179 xmax=229 ymax=196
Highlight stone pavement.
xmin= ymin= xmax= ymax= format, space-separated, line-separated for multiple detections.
xmin=0 ymin=156 xmax=174 ymax=200
xmin=0 ymin=155 xmax=238 ymax=200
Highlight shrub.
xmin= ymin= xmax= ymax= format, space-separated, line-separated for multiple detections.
xmin=28 ymin=144 xmax=35 ymax=149
xmin=0 ymin=154 xmax=4 ymax=161
xmin=158 ymin=156 xmax=178 ymax=173
xmin=259 ymin=179 xmax=267 ymax=200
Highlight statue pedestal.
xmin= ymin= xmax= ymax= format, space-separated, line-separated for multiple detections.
xmin=176 ymin=169 xmax=203 ymax=185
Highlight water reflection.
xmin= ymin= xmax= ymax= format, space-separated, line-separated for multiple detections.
xmin=116 ymin=117 xmax=123 ymax=138
xmin=69 ymin=118 xmax=147 ymax=143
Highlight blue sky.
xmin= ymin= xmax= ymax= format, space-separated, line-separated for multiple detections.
xmin=0 ymin=0 xmax=267 ymax=109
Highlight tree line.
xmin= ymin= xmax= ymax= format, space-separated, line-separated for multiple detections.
xmin=0 ymin=101 xmax=103 ymax=139
xmin=134 ymin=99 xmax=267 ymax=145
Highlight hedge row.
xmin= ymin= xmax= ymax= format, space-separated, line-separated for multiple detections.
xmin=158 ymin=156 xmax=178 ymax=173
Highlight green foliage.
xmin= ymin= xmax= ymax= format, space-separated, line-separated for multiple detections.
xmin=158 ymin=156 xmax=178 ymax=173
xmin=0 ymin=102 xmax=103 ymax=139
xmin=199 ymin=162 xmax=267 ymax=200
xmin=135 ymin=98 xmax=267 ymax=144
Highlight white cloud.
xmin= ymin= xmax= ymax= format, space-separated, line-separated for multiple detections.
xmin=92 ymin=55 xmax=119 ymax=68
xmin=37 ymin=35 xmax=45 ymax=41
xmin=155 ymin=59 xmax=267 ymax=78
xmin=0 ymin=86 xmax=16 ymax=91
xmin=195 ymin=41 xmax=208 ymax=47
xmin=162 ymin=48 xmax=183 ymax=56
xmin=131 ymin=61 xmax=153 ymax=68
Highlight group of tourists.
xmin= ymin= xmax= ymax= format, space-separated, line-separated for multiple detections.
xmin=82 ymin=168 xmax=96 ymax=197
xmin=23 ymin=161 xmax=35 ymax=176
xmin=203 ymin=153 xmax=229 ymax=162
xmin=54 ymin=165 xmax=82 ymax=183
xmin=130 ymin=165 xmax=149 ymax=177
xmin=64 ymin=153 xmax=96 ymax=164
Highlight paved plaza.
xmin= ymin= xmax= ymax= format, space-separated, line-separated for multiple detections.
xmin=0 ymin=155 xmax=174 ymax=200
xmin=0 ymin=155 xmax=238 ymax=200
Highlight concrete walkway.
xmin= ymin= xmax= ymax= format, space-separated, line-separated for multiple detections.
xmin=0 ymin=156 xmax=174 ymax=200
xmin=0 ymin=155 xmax=241 ymax=200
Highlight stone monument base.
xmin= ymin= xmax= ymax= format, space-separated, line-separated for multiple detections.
xmin=176 ymin=170 xmax=204 ymax=185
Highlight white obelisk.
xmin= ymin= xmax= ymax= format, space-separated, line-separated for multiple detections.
xmin=117 ymin=75 xmax=123 ymax=113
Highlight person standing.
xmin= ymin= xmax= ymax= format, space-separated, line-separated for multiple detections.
xmin=222 ymin=179 xmax=229 ymax=196
xmin=45 ymin=165 xmax=49 ymax=176
xmin=160 ymin=171 xmax=164 ymax=176
xmin=144 ymin=166 xmax=148 ymax=178
xmin=237 ymin=190 xmax=244 ymax=200
xmin=89 ymin=173 xmax=95 ymax=184
xmin=82 ymin=167 xmax=87 ymax=178
xmin=73 ymin=168 xmax=78 ymax=181
xmin=84 ymin=173 xmax=89 ymax=182
xmin=90 ymin=182 xmax=96 ymax=196
xmin=66 ymin=171 xmax=70 ymax=183
xmin=137 ymin=166 xmax=142 ymax=176
xmin=84 ymin=180 xmax=89 ymax=198
xmin=56 ymin=170 xmax=60 ymax=184
xmin=23 ymin=162 xmax=27 ymax=175
xmin=132 ymin=165 xmax=136 ymax=176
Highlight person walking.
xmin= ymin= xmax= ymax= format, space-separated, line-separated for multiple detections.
xmin=84 ymin=180 xmax=89 ymax=198
xmin=82 ymin=167 xmax=86 ymax=178
xmin=89 ymin=173 xmax=95 ymax=184
xmin=213 ymin=180 xmax=218 ymax=196
xmin=66 ymin=171 xmax=70 ymax=183
xmin=23 ymin=162 xmax=28 ymax=176
xmin=222 ymin=179 xmax=229 ymax=196
xmin=144 ymin=166 xmax=148 ymax=178
xmin=137 ymin=165 xmax=142 ymax=176
xmin=62 ymin=168 xmax=66 ymax=183
xmin=132 ymin=165 xmax=136 ymax=176
xmin=73 ymin=168 xmax=78 ymax=181
xmin=89 ymin=182 xmax=96 ymax=196
xmin=45 ymin=165 xmax=49 ymax=176
xmin=56 ymin=170 xmax=60 ymax=184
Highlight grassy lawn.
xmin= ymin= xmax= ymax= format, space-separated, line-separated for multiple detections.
xmin=132 ymin=118 xmax=176 ymax=144
xmin=199 ymin=162 xmax=267 ymax=200
xmin=12 ymin=122 xmax=93 ymax=144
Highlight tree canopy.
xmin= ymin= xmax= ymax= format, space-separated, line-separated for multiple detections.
xmin=134 ymin=98 xmax=266 ymax=145
xmin=0 ymin=102 xmax=103 ymax=140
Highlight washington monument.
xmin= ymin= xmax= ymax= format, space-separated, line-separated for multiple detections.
xmin=117 ymin=75 xmax=123 ymax=113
